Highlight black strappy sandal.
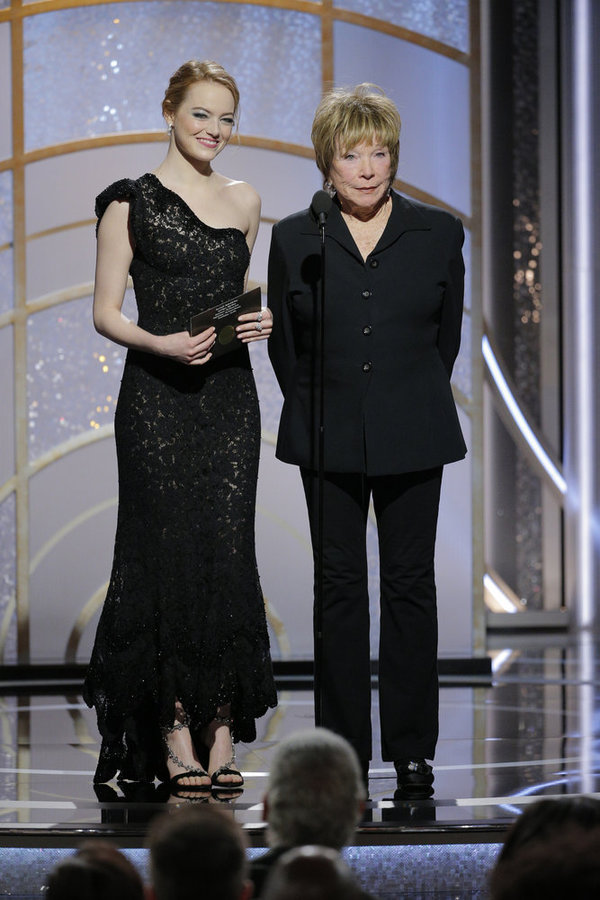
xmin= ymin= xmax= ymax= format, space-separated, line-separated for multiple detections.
xmin=210 ymin=715 xmax=244 ymax=792
xmin=162 ymin=717 xmax=211 ymax=793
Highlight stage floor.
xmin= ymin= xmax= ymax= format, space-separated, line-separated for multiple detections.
xmin=1 ymin=629 xmax=599 ymax=848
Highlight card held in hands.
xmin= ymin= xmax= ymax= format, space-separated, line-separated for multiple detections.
xmin=189 ymin=286 xmax=262 ymax=358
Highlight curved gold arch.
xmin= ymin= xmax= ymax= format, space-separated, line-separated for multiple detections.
xmin=0 ymin=593 xmax=17 ymax=662
xmin=12 ymin=133 xmax=314 ymax=167
xmin=7 ymin=133 xmax=470 ymax=228
xmin=331 ymin=8 xmax=468 ymax=63
xmin=0 ymin=0 xmax=468 ymax=65
xmin=29 ymin=497 xmax=117 ymax=575
xmin=263 ymin=596 xmax=291 ymax=659
xmin=0 ymin=478 xmax=16 ymax=505
xmin=65 ymin=583 xmax=106 ymax=663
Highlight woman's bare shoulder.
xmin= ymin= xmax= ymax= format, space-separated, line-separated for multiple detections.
xmin=221 ymin=177 xmax=260 ymax=209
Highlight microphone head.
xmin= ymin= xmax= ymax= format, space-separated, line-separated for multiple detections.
xmin=311 ymin=190 xmax=333 ymax=220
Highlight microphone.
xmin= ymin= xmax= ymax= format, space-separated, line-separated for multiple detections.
xmin=311 ymin=190 xmax=332 ymax=229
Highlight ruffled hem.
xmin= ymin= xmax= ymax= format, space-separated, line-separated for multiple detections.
xmin=84 ymin=640 xmax=278 ymax=782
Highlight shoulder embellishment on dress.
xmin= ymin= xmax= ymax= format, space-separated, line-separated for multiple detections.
xmin=95 ymin=178 xmax=141 ymax=225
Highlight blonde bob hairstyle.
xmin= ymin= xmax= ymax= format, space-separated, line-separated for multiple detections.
xmin=311 ymin=83 xmax=401 ymax=186
xmin=162 ymin=59 xmax=240 ymax=123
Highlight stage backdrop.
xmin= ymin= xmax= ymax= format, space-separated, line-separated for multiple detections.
xmin=0 ymin=0 xmax=482 ymax=667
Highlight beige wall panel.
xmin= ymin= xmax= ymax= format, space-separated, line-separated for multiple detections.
xmin=29 ymin=506 xmax=114 ymax=662
xmin=223 ymin=145 xmax=322 ymax=222
xmin=25 ymin=144 xmax=166 ymax=234
xmin=249 ymin=221 xmax=271 ymax=288
xmin=436 ymin=407 xmax=473 ymax=653
xmin=28 ymin=440 xmax=116 ymax=561
xmin=26 ymin=227 xmax=95 ymax=302
xmin=0 ymin=325 xmax=15 ymax=484
xmin=25 ymin=144 xmax=319 ymax=236
xmin=333 ymin=23 xmax=471 ymax=216
xmin=224 ymin=145 xmax=321 ymax=285
xmin=28 ymin=704 xmax=98 ymax=775
xmin=0 ymin=24 xmax=11 ymax=162
xmin=28 ymin=440 xmax=117 ymax=661
xmin=255 ymin=441 xmax=313 ymax=660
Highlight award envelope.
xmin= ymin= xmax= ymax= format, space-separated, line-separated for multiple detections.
xmin=189 ymin=286 xmax=262 ymax=358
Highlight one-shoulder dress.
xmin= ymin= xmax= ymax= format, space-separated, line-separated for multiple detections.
xmin=83 ymin=173 xmax=277 ymax=783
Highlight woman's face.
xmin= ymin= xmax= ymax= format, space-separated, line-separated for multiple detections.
xmin=328 ymin=139 xmax=392 ymax=214
xmin=168 ymin=80 xmax=235 ymax=162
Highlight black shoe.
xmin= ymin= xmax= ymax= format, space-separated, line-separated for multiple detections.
xmin=394 ymin=759 xmax=434 ymax=798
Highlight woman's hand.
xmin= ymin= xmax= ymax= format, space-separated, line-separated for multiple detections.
xmin=155 ymin=326 xmax=216 ymax=365
xmin=236 ymin=307 xmax=273 ymax=343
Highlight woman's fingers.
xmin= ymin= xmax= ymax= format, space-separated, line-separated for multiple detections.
xmin=236 ymin=308 xmax=273 ymax=343
xmin=157 ymin=328 xmax=215 ymax=364
xmin=189 ymin=327 xmax=216 ymax=364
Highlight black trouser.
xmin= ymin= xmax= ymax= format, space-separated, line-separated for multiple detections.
xmin=301 ymin=467 xmax=443 ymax=763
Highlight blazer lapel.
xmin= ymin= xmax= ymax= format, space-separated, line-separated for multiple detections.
xmin=299 ymin=202 xmax=363 ymax=262
xmin=374 ymin=192 xmax=432 ymax=254
xmin=297 ymin=191 xmax=431 ymax=260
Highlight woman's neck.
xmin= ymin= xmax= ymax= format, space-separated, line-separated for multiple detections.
xmin=338 ymin=191 xmax=391 ymax=223
xmin=156 ymin=144 xmax=214 ymax=186
xmin=339 ymin=194 xmax=393 ymax=261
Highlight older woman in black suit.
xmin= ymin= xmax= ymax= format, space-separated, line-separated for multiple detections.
xmin=267 ymin=84 xmax=466 ymax=795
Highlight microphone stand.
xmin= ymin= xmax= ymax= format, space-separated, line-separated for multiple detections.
xmin=309 ymin=189 xmax=331 ymax=729
xmin=314 ymin=210 xmax=326 ymax=728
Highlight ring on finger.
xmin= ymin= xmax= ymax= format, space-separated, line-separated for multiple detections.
xmin=257 ymin=311 xmax=263 ymax=322
xmin=255 ymin=322 xmax=263 ymax=333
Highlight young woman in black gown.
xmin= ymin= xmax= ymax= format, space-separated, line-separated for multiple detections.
xmin=84 ymin=60 xmax=277 ymax=792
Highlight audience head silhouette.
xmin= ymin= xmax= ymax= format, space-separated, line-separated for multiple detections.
xmin=496 ymin=795 xmax=600 ymax=863
xmin=45 ymin=840 xmax=144 ymax=900
xmin=490 ymin=797 xmax=600 ymax=899
xmin=265 ymin=727 xmax=366 ymax=850
xmin=147 ymin=804 xmax=251 ymax=900
xmin=262 ymin=845 xmax=363 ymax=900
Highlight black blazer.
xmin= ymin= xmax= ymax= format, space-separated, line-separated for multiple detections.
xmin=267 ymin=191 xmax=467 ymax=476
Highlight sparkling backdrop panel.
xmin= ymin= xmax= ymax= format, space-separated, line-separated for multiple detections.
xmin=453 ymin=313 xmax=471 ymax=401
xmin=335 ymin=0 xmax=469 ymax=53
xmin=249 ymin=331 xmax=282 ymax=442
xmin=0 ymin=23 xmax=11 ymax=160
xmin=0 ymin=171 xmax=13 ymax=314
xmin=453 ymin=229 xmax=472 ymax=401
xmin=512 ymin=0 xmax=543 ymax=607
xmin=23 ymin=2 xmax=321 ymax=151
xmin=0 ymin=493 xmax=16 ymax=664
xmin=0 ymin=250 xmax=13 ymax=315
xmin=27 ymin=292 xmax=136 ymax=462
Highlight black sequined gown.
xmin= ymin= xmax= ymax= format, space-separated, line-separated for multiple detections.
xmin=83 ymin=174 xmax=277 ymax=783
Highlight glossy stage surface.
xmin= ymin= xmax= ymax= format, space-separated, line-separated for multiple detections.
xmin=1 ymin=630 xmax=599 ymax=898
